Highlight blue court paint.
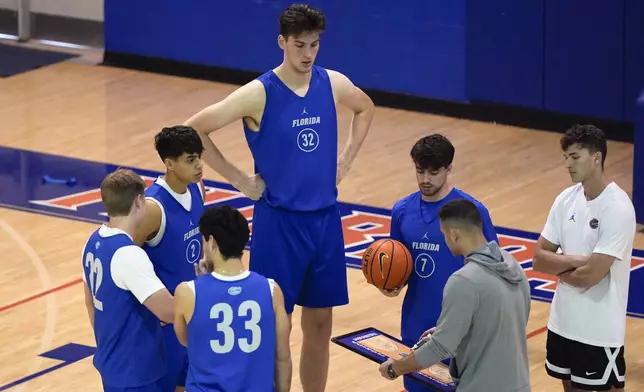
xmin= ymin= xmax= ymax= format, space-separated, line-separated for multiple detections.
xmin=0 ymin=343 xmax=96 ymax=391
xmin=0 ymin=145 xmax=643 ymax=317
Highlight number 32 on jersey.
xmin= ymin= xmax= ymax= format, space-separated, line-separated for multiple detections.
xmin=210 ymin=300 xmax=262 ymax=354
xmin=297 ymin=128 xmax=319 ymax=153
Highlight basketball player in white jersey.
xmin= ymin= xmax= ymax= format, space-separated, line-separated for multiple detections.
xmin=532 ymin=124 xmax=636 ymax=391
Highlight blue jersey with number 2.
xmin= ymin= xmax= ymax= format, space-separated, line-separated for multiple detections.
xmin=143 ymin=180 xmax=205 ymax=294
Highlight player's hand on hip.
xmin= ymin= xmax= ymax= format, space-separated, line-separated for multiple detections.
xmin=239 ymin=173 xmax=265 ymax=201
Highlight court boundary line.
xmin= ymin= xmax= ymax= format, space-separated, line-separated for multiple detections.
xmin=0 ymin=203 xmax=104 ymax=225
xmin=0 ymin=217 xmax=60 ymax=392
xmin=0 ymin=278 xmax=82 ymax=313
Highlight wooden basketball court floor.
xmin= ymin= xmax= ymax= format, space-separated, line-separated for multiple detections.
xmin=0 ymin=43 xmax=643 ymax=392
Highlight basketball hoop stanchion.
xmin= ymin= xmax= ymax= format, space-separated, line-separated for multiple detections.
xmin=634 ymin=89 xmax=644 ymax=226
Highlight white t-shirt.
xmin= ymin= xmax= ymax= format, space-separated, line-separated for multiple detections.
xmin=82 ymin=225 xmax=166 ymax=304
xmin=541 ymin=182 xmax=636 ymax=347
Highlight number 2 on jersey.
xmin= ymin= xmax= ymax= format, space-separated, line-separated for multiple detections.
xmin=210 ymin=300 xmax=261 ymax=354
xmin=84 ymin=252 xmax=104 ymax=311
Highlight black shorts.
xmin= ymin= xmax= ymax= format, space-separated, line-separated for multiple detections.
xmin=545 ymin=329 xmax=626 ymax=391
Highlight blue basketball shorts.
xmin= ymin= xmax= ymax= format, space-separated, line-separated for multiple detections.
xmin=102 ymin=379 xmax=165 ymax=392
xmin=159 ymin=324 xmax=188 ymax=390
xmin=249 ymin=198 xmax=349 ymax=314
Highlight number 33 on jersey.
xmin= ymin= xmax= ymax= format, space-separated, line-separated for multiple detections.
xmin=185 ymin=271 xmax=277 ymax=371
xmin=210 ymin=300 xmax=262 ymax=354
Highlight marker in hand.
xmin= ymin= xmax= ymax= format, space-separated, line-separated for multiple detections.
xmin=412 ymin=327 xmax=437 ymax=351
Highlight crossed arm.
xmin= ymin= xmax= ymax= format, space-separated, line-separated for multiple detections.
xmin=533 ymin=203 xmax=634 ymax=289
xmin=533 ymin=236 xmax=618 ymax=289
xmin=558 ymin=252 xmax=617 ymax=289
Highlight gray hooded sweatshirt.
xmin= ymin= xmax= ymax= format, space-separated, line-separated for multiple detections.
xmin=413 ymin=241 xmax=531 ymax=392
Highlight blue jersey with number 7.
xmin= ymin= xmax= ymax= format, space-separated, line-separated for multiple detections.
xmin=390 ymin=188 xmax=498 ymax=392
xmin=390 ymin=188 xmax=498 ymax=346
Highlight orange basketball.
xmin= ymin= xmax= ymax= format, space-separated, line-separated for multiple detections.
xmin=361 ymin=238 xmax=413 ymax=291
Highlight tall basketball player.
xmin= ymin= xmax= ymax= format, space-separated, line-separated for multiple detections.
xmin=183 ymin=4 xmax=374 ymax=391
xmin=132 ymin=125 xmax=206 ymax=392
xmin=173 ymin=205 xmax=292 ymax=392
xmin=383 ymin=134 xmax=498 ymax=392
xmin=82 ymin=169 xmax=174 ymax=392
xmin=533 ymin=124 xmax=636 ymax=392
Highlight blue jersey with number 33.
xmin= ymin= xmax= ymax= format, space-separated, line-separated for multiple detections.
xmin=186 ymin=271 xmax=276 ymax=392
xmin=243 ymin=65 xmax=338 ymax=212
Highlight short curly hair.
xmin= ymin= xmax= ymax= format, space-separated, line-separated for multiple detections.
xmin=154 ymin=125 xmax=204 ymax=161
xmin=560 ymin=124 xmax=607 ymax=168
xmin=279 ymin=4 xmax=326 ymax=39
xmin=410 ymin=134 xmax=455 ymax=171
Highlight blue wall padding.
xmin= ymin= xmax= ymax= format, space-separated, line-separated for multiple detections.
xmin=543 ymin=0 xmax=624 ymax=120
xmin=466 ymin=0 xmax=544 ymax=110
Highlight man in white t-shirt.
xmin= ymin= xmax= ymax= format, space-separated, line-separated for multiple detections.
xmin=81 ymin=168 xmax=177 ymax=392
xmin=533 ymin=124 xmax=636 ymax=392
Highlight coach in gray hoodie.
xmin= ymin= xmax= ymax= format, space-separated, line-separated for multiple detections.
xmin=379 ymin=198 xmax=531 ymax=392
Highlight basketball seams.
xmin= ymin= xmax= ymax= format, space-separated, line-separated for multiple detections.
xmin=382 ymin=240 xmax=395 ymax=290
xmin=400 ymin=245 xmax=410 ymax=290
xmin=369 ymin=240 xmax=386 ymax=286
xmin=362 ymin=238 xmax=413 ymax=291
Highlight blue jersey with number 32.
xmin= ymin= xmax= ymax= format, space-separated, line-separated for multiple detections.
xmin=243 ymin=65 xmax=338 ymax=211
xmin=186 ymin=271 xmax=276 ymax=392
xmin=82 ymin=228 xmax=166 ymax=388
xmin=143 ymin=180 xmax=205 ymax=294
